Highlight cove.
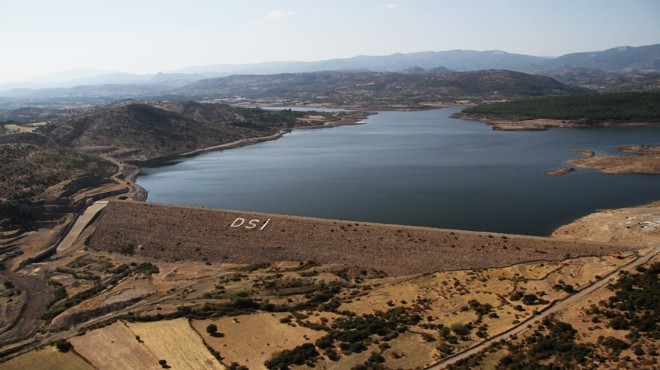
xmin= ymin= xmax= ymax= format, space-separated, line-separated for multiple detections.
xmin=136 ymin=107 xmax=660 ymax=236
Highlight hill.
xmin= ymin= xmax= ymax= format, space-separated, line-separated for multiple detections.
xmin=180 ymin=70 xmax=588 ymax=109
xmin=546 ymin=44 xmax=660 ymax=73
xmin=0 ymin=103 xmax=369 ymax=230
xmin=0 ymin=107 xmax=89 ymax=123
xmin=41 ymin=101 xmax=363 ymax=161
xmin=0 ymin=133 xmax=117 ymax=230
xmin=536 ymin=67 xmax=660 ymax=92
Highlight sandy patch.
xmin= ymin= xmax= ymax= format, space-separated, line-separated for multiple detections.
xmin=553 ymin=201 xmax=660 ymax=246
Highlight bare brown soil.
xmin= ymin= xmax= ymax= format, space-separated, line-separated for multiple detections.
xmin=545 ymin=167 xmax=575 ymax=176
xmin=571 ymin=149 xmax=595 ymax=157
xmin=553 ymin=201 xmax=660 ymax=246
xmin=568 ymin=144 xmax=660 ymax=174
xmin=87 ymin=201 xmax=630 ymax=277
xmin=452 ymin=113 xmax=659 ymax=131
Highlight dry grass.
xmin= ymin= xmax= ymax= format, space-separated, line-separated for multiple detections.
xmin=126 ymin=318 xmax=224 ymax=370
xmin=382 ymin=332 xmax=437 ymax=368
xmin=69 ymin=321 xmax=160 ymax=370
xmin=191 ymin=312 xmax=324 ymax=370
xmin=0 ymin=346 xmax=93 ymax=370
xmin=339 ymin=253 xmax=635 ymax=351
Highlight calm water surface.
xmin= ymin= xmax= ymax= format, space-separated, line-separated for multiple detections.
xmin=137 ymin=107 xmax=660 ymax=236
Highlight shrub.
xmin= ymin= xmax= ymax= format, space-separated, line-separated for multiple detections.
xmin=54 ymin=339 xmax=72 ymax=353
xmin=450 ymin=323 xmax=471 ymax=337
xmin=265 ymin=343 xmax=319 ymax=369
xmin=206 ymin=323 xmax=218 ymax=335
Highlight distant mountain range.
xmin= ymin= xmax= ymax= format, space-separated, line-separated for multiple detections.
xmin=172 ymin=44 xmax=659 ymax=76
xmin=2 ymin=44 xmax=658 ymax=92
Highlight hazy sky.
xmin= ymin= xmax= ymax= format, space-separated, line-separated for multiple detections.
xmin=1 ymin=0 xmax=659 ymax=84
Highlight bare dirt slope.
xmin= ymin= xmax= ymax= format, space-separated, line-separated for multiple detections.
xmin=553 ymin=201 xmax=660 ymax=245
xmin=87 ymin=201 xmax=630 ymax=277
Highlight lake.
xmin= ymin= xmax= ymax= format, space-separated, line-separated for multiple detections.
xmin=137 ymin=107 xmax=659 ymax=236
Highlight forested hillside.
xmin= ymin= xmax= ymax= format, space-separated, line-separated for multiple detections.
xmin=461 ymin=92 xmax=660 ymax=123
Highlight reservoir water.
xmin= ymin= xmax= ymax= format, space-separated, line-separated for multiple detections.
xmin=137 ymin=107 xmax=659 ymax=236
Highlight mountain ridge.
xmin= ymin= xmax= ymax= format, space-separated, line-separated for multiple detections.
xmin=2 ymin=44 xmax=657 ymax=92
xmin=179 ymin=69 xmax=589 ymax=109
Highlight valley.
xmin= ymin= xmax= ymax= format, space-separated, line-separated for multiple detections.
xmin=0 ymin=43 xmax=658 ymax=369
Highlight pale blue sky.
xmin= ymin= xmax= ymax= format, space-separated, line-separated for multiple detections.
xmin=1 ymin=0 xmax=659 ymax=83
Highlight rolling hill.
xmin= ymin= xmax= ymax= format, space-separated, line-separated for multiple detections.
xmin=180 ymin=69 xmax=589 ymax=108
xmin=545 ymin=44 xmax=660 ymax=73
xmin=0 ymin=133 xmax=117 ymax=230
xmin=39 ymin=101 xmax=365 ymax=161
xmin=460 ymin=91 xmax=660 ymax=122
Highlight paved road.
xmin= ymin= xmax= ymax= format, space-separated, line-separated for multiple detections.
xmin=426 ymin=245 xmax=660 ymax=369
xmin=56 ymin=201 xmax=108 ymax=253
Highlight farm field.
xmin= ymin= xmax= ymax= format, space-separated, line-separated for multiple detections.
xmin=126 ymin=318 xmax=224 ymax=370
xmin=69 ymin=321 xmax=161 ymax=370
xmin=191 ymin=313 xmax=324 ymax=369
xmin=0 ymin=345 xmax=93 ymax=370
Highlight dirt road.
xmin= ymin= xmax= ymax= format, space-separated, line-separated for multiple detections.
xmin=426 ymin=245 xmax=660 ymax=369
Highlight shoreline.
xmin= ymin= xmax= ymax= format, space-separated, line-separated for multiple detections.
xmin=567 ymin=144 xmax=660 ymax=175
xmin=450 ymin=112 xmax=659 ymax=131
xmin=133 ymin=110 xmax=374 ymax=166
xmin=178 ymin=129 xmax=289 ymax=157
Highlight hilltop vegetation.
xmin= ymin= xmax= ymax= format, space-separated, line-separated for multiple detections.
xmin=0 ymin=133 xmax=116 ymax=229
xmin=0 ymin=107 xmax=87 ymax=123
xmin=0 ymin=136 xmax=114 ymax=201
xmin=460 ymin=92 xmax=660 ymax=123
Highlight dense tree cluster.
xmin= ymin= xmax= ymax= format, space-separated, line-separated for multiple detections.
xmin=264 ymin=343 xmax=319 ymax=369
xmin=497 ymin=319 xmax=593 ymax=369
xmin=602 ymin=263 xmax=659 ymax=334
xmin=463 ymin=92 xmax=660 ymax=123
